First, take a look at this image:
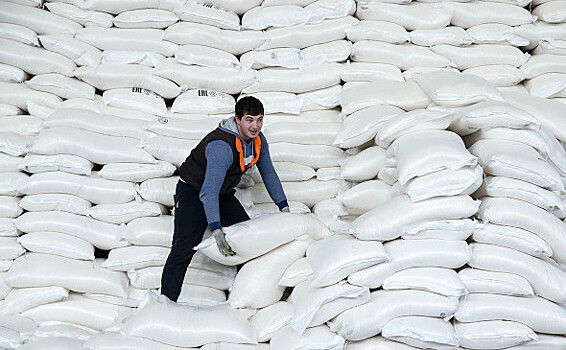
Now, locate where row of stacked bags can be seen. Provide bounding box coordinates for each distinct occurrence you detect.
[0,0,566,349]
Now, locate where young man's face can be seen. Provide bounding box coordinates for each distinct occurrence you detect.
[236,113,263,142]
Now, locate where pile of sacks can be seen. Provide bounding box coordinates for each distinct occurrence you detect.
[1,0,566,349]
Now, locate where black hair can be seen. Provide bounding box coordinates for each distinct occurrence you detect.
[235,96,264,119]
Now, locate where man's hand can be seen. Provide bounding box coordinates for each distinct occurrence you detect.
[281,206,290,212]
[213,229,236,256]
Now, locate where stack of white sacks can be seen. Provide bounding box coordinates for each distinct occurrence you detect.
[1,0,566,349]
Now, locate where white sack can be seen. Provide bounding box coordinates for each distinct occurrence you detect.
[341,62,404,83]
[375,107,453,148]
[0,172,29,196]
[263,121,342,146]
[164,22,265,56]
[328,289,458,341]
[382,267,468,297]
[503,91,566,143]
[269,143,343,169]
[244,179,341,208]
[229,239,311,309]
[19,171,136,204]
[121,292,257,348]
[388,129,477,185]
[410,27,473,47]
[338,180,392,215]
[172,89,235,115]
[0,38,75,76]
[153,59,255,95]
[23,293,132,331]
[350,195,479,241]
[381,316,458,350]
[102,246,170,271]
[98,161,176,182]
[74,64,181,99]
[0,2,82,35]
[39,34,101,67]
[348,239,470,288]
[174,3,239,31]
[532,1,566,23]
[260,17,359,51]
[5,253,128,298]
[449,101,540,136]
[141,136,198,167]
[351,41,453,70]
[242,63,343,94]
[89,201,167,224]
[137,176,177,207]
[0,82,62,111]
[470,139,563,191]
[177,284,226,307]
[467,23,530,47]
[32,127,155,165]
[26,73,95,100]
[334,105,402,148]
[401,219,476,241]
[355,2,453,30]
[455,293,566,334]
[402,164,483,201]
[0,132,32,157]
[289,281,370,334]
[345,20,409,44]
[278,257,313,287]
[270,325,345,350]
[18,193,91,216]
[455,320,537,350]
[0,196,21,218]
[15,211,127,250]
[463,65,526,87]
[124,215,173,247]
[469,243,566,304]
[18,231,95,260]
[432,44,529,70]
[306,234,389,287]
[339,81,430,115]
[524,72,566,98]
[472,222,552,258]
[75,27,176,56]
[176,44,240,70]
[142,115,221,140]
[474,176,564,218]
[412,70,504,107]
[113,9,178,29]
[101,50,166,67]
[0,218,18,237]
[340,146,386,182]
[0,237,24,260]
[44,2,113,28]
[83,332,191,350]
[0,115,42,136]
[440,2,535,28]
[458,268,534,296]
[197,213,329,265]
[0,286,68,315]
[102,88,167,117]
[0,22,38,46]
[250,301,294,342]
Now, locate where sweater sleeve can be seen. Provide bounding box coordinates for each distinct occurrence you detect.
[256,134,288,210]
[200,140,233,231]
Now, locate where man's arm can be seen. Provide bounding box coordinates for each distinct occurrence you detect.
[200,140,232,232]
[256,134,289,211]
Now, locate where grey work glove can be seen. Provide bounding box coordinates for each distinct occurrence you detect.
[281,206,290,212]
[213,229,236,257]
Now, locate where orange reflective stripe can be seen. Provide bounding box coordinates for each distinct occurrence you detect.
[252,136,261,167]
[235,137,246,172]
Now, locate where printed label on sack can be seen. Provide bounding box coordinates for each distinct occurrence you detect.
[132,87,162,99]
[157,117,169,124]
[197,89,230,99]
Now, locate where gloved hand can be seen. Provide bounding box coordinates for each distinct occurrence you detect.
[281,206,290,212]
[213,229,236,257]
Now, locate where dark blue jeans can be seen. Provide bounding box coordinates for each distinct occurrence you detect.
[160,180,249,302]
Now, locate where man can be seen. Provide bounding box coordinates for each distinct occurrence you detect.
[161,96,289,302]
